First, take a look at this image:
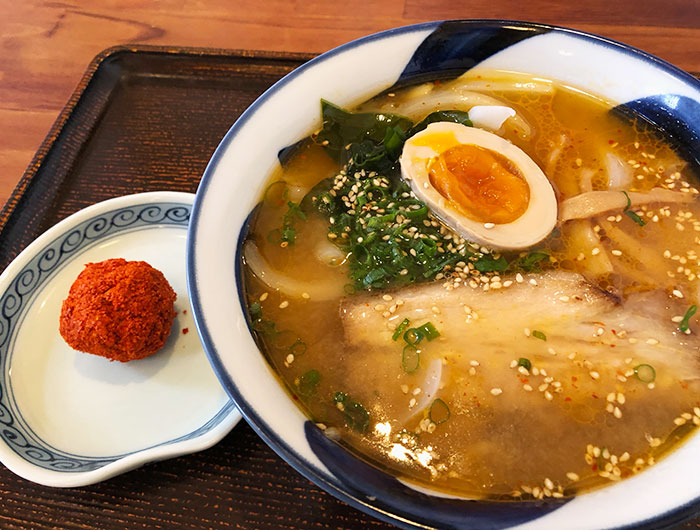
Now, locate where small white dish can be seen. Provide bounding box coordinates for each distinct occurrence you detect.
[0,191,240,487]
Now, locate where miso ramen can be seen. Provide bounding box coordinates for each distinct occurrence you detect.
[241,70,700,500]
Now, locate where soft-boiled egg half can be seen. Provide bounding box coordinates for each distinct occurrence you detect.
[400,121,557,250]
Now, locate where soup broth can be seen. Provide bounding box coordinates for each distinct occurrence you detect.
[242,70,700,500]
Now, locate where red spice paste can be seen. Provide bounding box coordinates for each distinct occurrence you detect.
[59,258,177,362]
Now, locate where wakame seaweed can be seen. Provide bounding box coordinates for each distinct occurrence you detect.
[305,100,551,291]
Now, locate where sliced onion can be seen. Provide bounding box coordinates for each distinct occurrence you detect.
[243,241,346,301]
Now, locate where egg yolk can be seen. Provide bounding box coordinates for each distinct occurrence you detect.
[428,144,530,224]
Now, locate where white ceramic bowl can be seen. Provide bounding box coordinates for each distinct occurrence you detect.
[0,192,240,487]
[188,21,700,529]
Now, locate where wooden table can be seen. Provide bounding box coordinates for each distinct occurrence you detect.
[1,2,699,529]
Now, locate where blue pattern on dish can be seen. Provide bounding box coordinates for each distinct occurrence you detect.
[0,202,233,472]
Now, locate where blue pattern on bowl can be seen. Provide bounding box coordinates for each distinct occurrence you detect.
[191,19,700,530]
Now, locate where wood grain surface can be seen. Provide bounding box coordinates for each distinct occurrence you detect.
[1,0,699,208]
[0,3,699,530]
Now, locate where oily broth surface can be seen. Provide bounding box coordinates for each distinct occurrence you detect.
[243,73,700,499]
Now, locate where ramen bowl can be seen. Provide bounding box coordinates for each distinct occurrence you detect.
[188,20,700,529]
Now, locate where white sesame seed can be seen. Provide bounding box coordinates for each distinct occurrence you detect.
[589,371,600,380]
[591,248,601,256]
[614,407,622,419]
[490,388,503,396]
[259,292,269,302]
[646,338,659,345]
[524,328,531,337]
[529,278,538,286]
[523,384,533,391]
[673,289,684,298]
[611,249,622,256]
[470,360,480,367]
[544,391,553,401]
[302,292,310,299]
[279,301,289,309]
[566,472,580,481]
[400,384,409,394]
[382,294,393,301]
[516,273,524,283]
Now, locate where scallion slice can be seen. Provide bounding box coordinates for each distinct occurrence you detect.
[402,344,420,373]
[517,357,532,371]
[622,191,646,226]
[417,322,440,341]
[289,339,307,356]
[404,328,425,346]
[344,401,370,432]
[429,398,450,425]
[298,369,321,396]
[679,305,697,333]
[392,318,410,341]
[634,364,656,383]
[532,330,547,341]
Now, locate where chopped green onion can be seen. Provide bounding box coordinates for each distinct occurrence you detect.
[344,401,370,432]
[298,369,321,395]
[402,344,420,373]
[404,328,425,346]
[343,283,357,295]
[249,301,263,323]
[532,330,547,341]
[679,305,697,333]
[263,180,288,205]
[392,318,410,341]
[416,322,440,341]
[517,357,532,371]
[289,339,307,356]
[622,191,646,226]
[273,330,297,349]
[333,391,348,403]
[429,398,450,425]
[633,364,656,383]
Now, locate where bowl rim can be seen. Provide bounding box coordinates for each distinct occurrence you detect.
[188,19,700,529]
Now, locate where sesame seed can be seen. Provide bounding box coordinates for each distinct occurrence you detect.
[409,398,417,408]
[490,388,503,396]
[544,391,553,401]
[591,248,601,256]
[544,478,554,490]
[614,407,622,419]
[523,384,533,391]
[559,295,570,302]
[286,353,295,364]
[302,292,310,299]
[524,328,531,337]
[566,472,580,481]
[611,249,622,256]
[374,304,386,311]
[589,371,600,380]
[279,301,289,309]
[516,273,524,283]
[470,360,480,367]
[382,294,393,301]
[529,278,538,286]
[672,289,684,298]
[646,338,659,345]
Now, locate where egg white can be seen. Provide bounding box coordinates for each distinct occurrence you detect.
[400,122,557,250]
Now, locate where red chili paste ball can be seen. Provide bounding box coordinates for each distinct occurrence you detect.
[59,259,177,362]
